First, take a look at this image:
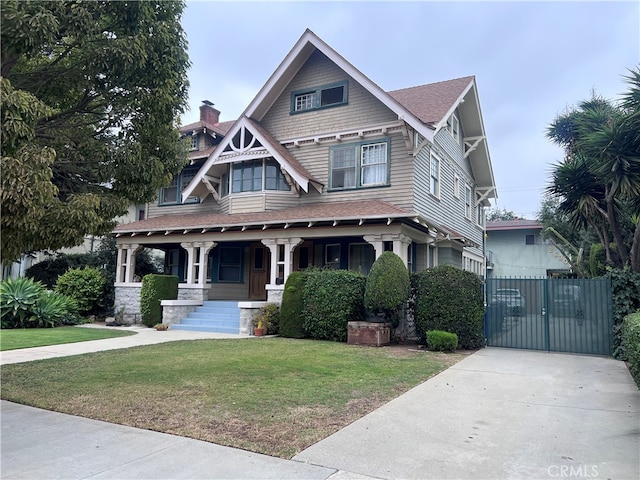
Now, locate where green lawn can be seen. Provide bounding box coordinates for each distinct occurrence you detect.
[0,338,464,458]
[0,326,136,351]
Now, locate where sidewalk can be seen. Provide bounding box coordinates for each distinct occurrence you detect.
[0,324,246,365]
[2,329,639,479]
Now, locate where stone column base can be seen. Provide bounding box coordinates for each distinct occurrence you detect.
[347,321,391,347]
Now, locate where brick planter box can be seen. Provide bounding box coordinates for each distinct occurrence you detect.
[347,321,391,347]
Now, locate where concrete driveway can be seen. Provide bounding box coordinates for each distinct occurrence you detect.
[294,348,640,479]
[2,344,639,479]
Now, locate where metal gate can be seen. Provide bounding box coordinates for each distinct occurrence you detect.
[485,278,613,355]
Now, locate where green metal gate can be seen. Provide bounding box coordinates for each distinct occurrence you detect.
[485,278,613,356]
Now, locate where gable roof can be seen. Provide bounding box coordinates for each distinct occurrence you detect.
[182,116,323,201]
[242,29,436,145]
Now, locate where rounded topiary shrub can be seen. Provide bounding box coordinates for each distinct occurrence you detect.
[302,269,366,342]
[55,267,106,316]
[279,271,307,338]
[426,330,458,352]
[140,274,178,327]
[414,265,484,349]
[364,251,410,325]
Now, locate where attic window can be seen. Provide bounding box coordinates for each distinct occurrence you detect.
[291,81,348,113]
[446,114,460,144]
[189,135,199,151]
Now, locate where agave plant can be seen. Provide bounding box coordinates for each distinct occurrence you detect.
[32,291,80,328]
[0,277,45,328]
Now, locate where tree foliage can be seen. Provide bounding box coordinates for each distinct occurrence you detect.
[486,208,519,222]
[1,1,190,262]
[546,68,640,272]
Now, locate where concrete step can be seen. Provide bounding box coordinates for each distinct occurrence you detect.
[171,324,240,334]
[171,300,240,334]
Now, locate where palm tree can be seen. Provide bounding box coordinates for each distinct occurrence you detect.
[546,68,640,272]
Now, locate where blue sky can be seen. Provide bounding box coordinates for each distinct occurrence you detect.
[181,1,639,219]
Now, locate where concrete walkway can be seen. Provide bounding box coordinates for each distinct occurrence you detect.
[1,328,639,479]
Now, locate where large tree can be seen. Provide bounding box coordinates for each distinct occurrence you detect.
[546,68,640,272]
[1,0,190,263]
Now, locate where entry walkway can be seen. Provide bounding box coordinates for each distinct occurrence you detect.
[2,334,639,479]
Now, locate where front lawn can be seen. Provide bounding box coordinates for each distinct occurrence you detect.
[0,326,136,351]
[1,338,464,458]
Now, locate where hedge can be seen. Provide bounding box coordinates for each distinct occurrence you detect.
[302,269,366,342]
[426,330,458,352]
[413,265,484,349]
[622,311,640,387]
[55,267,105,316]
[140,275,178,327]
[364,251,410,326]
[279,271,307,338]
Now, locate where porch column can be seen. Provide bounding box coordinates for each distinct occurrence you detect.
[117,243,141,283]
[391,233,412,268]
[283,237,303,282]
[261,239,279,285]
[363,235,384,259]
[181,242,196,284]
[196,241,217,284]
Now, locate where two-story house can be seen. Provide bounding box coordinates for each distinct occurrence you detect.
[112,29,497,330]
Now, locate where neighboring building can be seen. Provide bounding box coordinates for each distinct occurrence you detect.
[485,219,571,277]
[113,30,497,325]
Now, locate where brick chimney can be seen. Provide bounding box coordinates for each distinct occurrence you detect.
[199,100,220,125]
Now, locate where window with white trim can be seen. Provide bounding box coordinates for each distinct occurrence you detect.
[446,113,460,143]
[430,153,440,197]
[477,204,485,227]
[189,135,199,151]
[454,174,460,198]
[291,81,348,113]
[465,185,473,219]
[329,139,389,190]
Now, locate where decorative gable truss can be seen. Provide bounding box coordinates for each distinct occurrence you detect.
[182,116,323,203]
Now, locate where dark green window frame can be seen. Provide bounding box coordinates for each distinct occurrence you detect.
[221,158,290,196]
[328,138,390,191]
[290,81,348,114]
[159,166,200,206]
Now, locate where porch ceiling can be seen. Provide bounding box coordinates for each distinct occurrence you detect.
[114,200,438,238]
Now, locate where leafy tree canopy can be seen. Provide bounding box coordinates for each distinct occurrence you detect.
[1,0,190,263]
[486,207,519,222]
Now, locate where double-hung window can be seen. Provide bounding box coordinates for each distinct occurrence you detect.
[291,81,348,113]
[465,185,473,220]
[160,166,200,205]
[329,139,389,190]
[430,153,440,197]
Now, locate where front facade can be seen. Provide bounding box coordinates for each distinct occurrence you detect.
[485,220,571,277]
[113,30,497,322]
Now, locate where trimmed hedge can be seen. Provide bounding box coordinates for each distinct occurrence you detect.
[140,275,178,328]
[413,265,484,349]
[26,254,102,288]
[609,268,640,359]
[426,330,458,352]
[364,251,410,326]
[302,269,366,342]
[622,311,640,386]
[279,271,307,338]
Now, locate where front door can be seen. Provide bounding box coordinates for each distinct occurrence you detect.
[249,244,269,300]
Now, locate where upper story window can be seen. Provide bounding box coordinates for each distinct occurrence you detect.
[477,204,485,227]
[291,81,348,113]
[189,135,199,151]
[453,174,460,199]
[446,113,460,144]
[221,158,290,196]
[329,138,389,190]
[465,185,473,220]
[430,153,440,198]
[159,166,200,206]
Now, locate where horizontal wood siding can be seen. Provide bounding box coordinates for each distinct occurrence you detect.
[147,195,221,218]
[292,132,414,209]
[434,129,473,179]
[261,50,398,139]
[413,142,484,248]
[230,195,266,214]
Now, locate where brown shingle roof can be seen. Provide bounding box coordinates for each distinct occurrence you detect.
[486,219,541,231]
[114,200,411,234]
[180,120,235,137]
[387,76,474,125]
